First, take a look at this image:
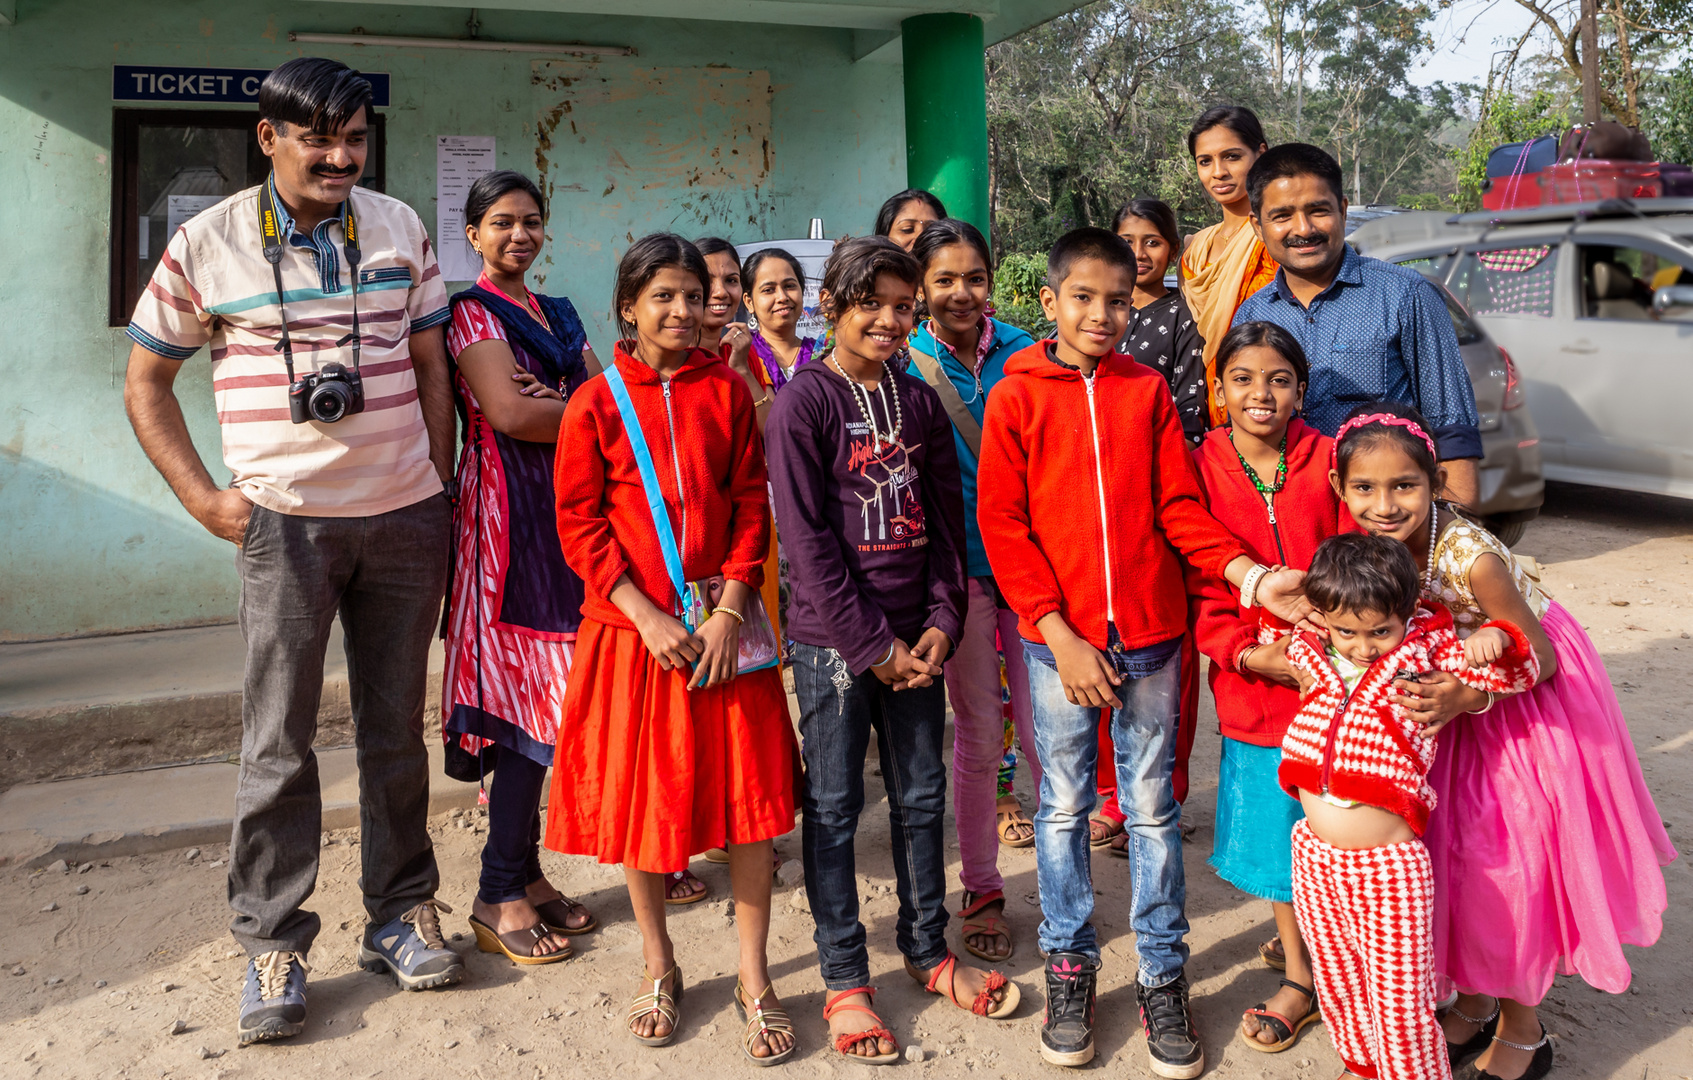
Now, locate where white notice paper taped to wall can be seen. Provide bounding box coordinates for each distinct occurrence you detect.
[166,194,223,237]
[437,136,497,282]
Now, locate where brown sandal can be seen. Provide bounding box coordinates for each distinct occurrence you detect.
[1089,813,1124,849]
[996,799,1035,849]
[1259,935,1287,971]
[533,896,597,936]
[957,890,1014,962]
[823,986,900,1066]
[906,951,1020,1019]
[663,869,709,905]
[1240,978,1321,1053]
[468,915,571,965]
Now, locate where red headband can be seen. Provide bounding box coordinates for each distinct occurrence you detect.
[1332,412,1437,468]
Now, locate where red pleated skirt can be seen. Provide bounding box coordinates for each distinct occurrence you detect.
[543,617,800,873]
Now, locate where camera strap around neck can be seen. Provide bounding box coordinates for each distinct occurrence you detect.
[259,177,362,384]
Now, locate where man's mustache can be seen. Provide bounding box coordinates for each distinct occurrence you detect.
[1285,232,1330,248]
[311,165,358,177]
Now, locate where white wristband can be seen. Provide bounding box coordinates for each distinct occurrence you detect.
[1240,564,1269,610]
[874,642,896,668]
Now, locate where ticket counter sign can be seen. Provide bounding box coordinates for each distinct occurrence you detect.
[114,66,391,106]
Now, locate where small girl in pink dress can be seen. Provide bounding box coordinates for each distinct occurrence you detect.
[1328,403,1675,1080]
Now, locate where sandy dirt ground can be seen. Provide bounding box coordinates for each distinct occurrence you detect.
[1,481,1688,1080]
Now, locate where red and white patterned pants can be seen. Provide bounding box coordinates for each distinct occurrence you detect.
[1291,820,1451,1080]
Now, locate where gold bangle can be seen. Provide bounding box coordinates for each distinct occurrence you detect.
[714,605,745,624]
[752,393,771,408]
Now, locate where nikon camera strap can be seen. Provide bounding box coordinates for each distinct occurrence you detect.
[258,178,363,383]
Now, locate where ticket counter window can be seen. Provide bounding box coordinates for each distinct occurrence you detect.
[109,110,383,326]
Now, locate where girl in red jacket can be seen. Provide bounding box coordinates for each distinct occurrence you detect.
[1188,321,1353,1055]
[545,234,800,1064]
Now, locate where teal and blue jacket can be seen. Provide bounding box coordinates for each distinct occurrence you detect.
[908,316,1036,579]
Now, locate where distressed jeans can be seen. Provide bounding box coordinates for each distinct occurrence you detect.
[943,577,1039,897]
[1025,638,1189,985]
[791,642,950,990]
[228,494,451,956]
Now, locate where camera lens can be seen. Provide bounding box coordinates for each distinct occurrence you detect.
[309,381,352,423]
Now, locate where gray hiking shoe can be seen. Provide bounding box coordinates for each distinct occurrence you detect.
[358,899,466,991]
[237,950,309,1045]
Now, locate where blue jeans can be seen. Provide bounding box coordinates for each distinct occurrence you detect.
[1025,637,1189,985]
[791,642,951,990]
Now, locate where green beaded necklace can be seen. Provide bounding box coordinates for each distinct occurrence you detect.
[1232,432,1288,495]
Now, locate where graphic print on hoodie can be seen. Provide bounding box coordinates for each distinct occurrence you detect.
[765,362,967,675]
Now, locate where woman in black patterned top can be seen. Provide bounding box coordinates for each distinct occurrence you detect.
[1114,199,1208,446]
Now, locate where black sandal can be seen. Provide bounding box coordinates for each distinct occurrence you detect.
[1446,997,1500,1068]
[1455,1024,1553,1080]
[1239,978,1321,1053]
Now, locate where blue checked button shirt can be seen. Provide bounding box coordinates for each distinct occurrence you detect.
[1233,245,1483,460]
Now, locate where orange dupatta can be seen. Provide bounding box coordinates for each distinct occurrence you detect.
[1181,222,1280,425]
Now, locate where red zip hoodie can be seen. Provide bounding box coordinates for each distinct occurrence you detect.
[977,342,1246,651]
[1188,420,1359,745]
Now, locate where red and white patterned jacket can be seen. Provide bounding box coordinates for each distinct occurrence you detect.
[1274,603,1539,835]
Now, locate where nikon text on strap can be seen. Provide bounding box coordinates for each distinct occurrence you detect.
[258,177,363,384]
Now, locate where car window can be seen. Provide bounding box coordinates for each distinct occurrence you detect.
[1394,252,1456,280]
[1448,245,1558,318]
[1409,267,1482,344]
[1577,242,1693,323]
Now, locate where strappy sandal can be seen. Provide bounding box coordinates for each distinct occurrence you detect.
[1259,935,1287,971]
[533,896,597,936]
[468,914,571,965]
[957,890,1014,962]
[823,986,900,1066]
[735,980,797,1067]
[1088,814,1123,850]
[996,799,1035,849]
[663,869,709,906]
[905,951,1020,1019]
[1239,978,1321,1053]
[627,964,684,1047]
[1445,996,1500,1068]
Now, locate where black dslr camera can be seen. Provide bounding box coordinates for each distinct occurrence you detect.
[289,363,365,424]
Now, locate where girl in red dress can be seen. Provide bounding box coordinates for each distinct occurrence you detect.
[546,234,800,1064]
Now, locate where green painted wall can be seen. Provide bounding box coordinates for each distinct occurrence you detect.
[0,0,907,640]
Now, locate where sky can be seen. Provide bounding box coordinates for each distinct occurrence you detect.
[1408,0,1545,88]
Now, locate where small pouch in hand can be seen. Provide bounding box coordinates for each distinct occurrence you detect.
[680,576,780,673]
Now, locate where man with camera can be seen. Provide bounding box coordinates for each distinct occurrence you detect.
[123,58,464,1045]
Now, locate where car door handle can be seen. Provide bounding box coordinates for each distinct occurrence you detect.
[1560,341,1599,354]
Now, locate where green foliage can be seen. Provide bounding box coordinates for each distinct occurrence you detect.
[1452,90,1568,212]
[1645,58,1693,166]
[991,252,1055,340]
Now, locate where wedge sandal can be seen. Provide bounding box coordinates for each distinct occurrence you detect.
[1259,935,1288,971]
[628,964,684,1047]
[532,896,597,936]
[468,915,571,965]
[957,889,1014,962]
[1240,978,1321,1053]
[735,980,797,1067]
[823,986,900,1066]
[906,951,1020,1019]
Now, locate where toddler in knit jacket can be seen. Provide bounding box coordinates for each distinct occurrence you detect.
[1271,533,1538,1080]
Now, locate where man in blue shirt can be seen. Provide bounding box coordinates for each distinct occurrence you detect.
[1233,143,1481,505]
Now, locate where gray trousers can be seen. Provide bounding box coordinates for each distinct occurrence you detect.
[228,493,451,956]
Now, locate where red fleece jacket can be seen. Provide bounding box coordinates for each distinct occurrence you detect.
[1188,420,1360,745]
[553,344,770,630]
[977,342,1247,651]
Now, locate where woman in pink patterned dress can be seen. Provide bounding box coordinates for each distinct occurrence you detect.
[442,171,602,964]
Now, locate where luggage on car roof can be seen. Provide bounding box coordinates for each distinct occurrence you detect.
[1483,136,1558,210]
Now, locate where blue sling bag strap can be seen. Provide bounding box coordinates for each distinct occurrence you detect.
[599,361,780,674]
[601,362,687,605]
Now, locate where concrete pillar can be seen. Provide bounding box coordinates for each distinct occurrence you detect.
[900,13,990,238]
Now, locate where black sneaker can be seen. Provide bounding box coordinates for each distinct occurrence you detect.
[1138,972,1204,1079]
[1041,951,1097,1066]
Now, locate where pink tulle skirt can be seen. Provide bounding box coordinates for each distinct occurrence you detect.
[1425,600,1677,1003]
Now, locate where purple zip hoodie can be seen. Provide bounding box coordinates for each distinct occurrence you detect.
[765,361,966,674]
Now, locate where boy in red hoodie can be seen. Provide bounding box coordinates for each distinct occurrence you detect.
[977,228,1308,1076]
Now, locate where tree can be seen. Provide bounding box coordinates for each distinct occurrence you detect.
[1503,0,1693,127]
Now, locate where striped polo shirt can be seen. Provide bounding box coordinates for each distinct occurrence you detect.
[128,179,451,517]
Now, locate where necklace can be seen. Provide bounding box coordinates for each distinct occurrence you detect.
[1232,432,1287,495]
[926,318,991,404]
[1422,507,1441,591]
[829,355,902,450]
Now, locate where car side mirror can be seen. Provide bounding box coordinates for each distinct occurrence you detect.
[1652,284,1693,316]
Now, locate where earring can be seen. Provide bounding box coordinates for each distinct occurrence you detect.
[746,313,759,333]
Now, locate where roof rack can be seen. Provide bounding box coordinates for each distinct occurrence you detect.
[1446,197,1693,227]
